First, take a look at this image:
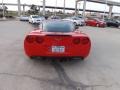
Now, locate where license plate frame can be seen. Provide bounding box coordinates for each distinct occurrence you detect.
[51,46,65,53]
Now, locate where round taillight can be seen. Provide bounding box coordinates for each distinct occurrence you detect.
[26,36,34,43]
[36,36,44,43]
[82,37,89,44]
[73,38,80,44]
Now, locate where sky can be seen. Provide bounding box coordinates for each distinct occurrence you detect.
[0,0,120,13]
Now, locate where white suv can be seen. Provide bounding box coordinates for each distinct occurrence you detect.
[29,15,45,24]
[63,17,84,26]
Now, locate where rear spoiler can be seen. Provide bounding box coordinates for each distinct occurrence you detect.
[45,34,72,37]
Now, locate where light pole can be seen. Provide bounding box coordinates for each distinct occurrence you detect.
[39,1,43,15]
[78,2,81,15]
[18,0,21,16]
[23,4,26,15]
[75,0,78,16]
[43,0,46,16]
[2,0,5,18]
[103,0,107,20]
[82,0,86,20]
[54,0,57,16]
[63,0,65,15]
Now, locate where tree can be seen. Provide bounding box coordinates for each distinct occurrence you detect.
[2,5,8,16]
[28,4,39,14]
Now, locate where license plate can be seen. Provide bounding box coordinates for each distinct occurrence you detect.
[52,46,65,53]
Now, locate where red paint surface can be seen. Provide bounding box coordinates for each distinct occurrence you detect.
[24,29,91,59]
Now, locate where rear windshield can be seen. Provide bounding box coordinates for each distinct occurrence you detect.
[51,16,61,19]
[32,16,39,18]
[43,21,74,32]
[72,17,80,20]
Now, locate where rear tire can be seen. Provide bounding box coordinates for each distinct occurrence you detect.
[96,24,99,27]
[73,22,77,26]
[118,26,120,28]
[86,23,89,26]
[81,57,84,60]
[28,21,31,23]
[29,56,36,59]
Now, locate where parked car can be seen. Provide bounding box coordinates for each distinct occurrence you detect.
[20,15,29,21]
[77,16,85,21]
[24,20,91,60]
[105,19,120,28]
[29,15,45,24]
[75,16,85,25]
[63,17,85,26]
[116,20,120,23]
[85,18,106,27]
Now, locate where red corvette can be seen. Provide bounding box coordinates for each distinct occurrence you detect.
[24,20,91,60]
[85,18,106,27]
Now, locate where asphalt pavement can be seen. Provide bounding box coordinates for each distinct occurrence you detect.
[0,21,120,90]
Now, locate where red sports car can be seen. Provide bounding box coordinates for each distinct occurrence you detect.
[24,20,91,60]
[85,18,106,27]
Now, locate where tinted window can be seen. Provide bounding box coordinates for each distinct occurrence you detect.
[72,17,79,20]
[78,16,83,18]
[43,21,74,32]
[50,16,61,19]
[32,16,39,18]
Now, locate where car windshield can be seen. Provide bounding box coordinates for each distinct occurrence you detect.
[32,16,39,18]
[78,16,83,19]
[95,18,103,21]
[116,20,120,23]
[43,21,74,32]
[51,16,61,19]
[72,17,80,20]
[39,17,45,19]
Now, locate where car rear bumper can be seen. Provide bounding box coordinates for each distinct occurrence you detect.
[76,22,85,26]
[24,34,91,59]
[24,44,91,58]
[33,21,42,24]
[32,56,84,60]
[99,23,106,27]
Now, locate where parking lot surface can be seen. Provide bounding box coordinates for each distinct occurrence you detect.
[0,21,120,90]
